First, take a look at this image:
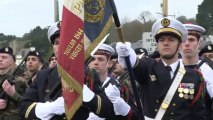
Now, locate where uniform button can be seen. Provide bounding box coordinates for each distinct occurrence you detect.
[155,109,158,112]
[170,112,174,115]
[156,100,159,103]
[170,119,173,120]
[172,103,176,106]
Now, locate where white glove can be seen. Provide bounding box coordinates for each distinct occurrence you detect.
[104,84,120,101]
[105,84,130,116]
[51,97,65,115]
[83,85,95,102]
[116,42,137,68]
[87,112,105,120]
[35,97,65,120]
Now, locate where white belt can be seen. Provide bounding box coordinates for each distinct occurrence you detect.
[145,116,154,120]
[155,64,186,120]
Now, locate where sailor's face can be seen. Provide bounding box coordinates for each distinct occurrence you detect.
[181,35,199,58]
[89,55,109,74]
[53,37,60,58]
[157,35,180,59]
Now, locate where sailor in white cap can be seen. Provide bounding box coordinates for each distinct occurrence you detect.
[181,23,205,67]
[88,44,116,84]
[48,21,60,45]
[87,44,139,119]
[181,23,213,119]
[116,17,207,119]
[88,44,116,88]
[47,21,61,57]
[181,23,205,63]
[87,44,116,119]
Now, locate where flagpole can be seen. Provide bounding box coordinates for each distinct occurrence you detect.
[109,0,144,120]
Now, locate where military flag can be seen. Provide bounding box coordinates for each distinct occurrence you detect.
[57,0,112,119]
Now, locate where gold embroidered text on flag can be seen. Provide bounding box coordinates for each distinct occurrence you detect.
[58,0,112,119]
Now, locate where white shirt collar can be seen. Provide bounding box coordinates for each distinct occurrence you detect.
[162,59,179,77]
[102,77,110,87]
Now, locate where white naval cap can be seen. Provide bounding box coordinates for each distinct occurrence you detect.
[47,21,61,44]
[152,17,188,42]
[94,44,115,58]
[184,23,205,36]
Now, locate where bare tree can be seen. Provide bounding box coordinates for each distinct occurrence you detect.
[138,11,154,23]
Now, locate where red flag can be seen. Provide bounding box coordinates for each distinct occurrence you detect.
[58,0,112,119]
[58,0,84,119]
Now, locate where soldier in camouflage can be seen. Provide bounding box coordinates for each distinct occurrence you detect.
[0,46,27,120]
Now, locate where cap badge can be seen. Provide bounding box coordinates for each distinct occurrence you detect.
[149,75,157,81]
[5,47,9,52]
[36,52,39,56]
[208,45,212,50]
[140,49,144,53]
[161,18,170,27]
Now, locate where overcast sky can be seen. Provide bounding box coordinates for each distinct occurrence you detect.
[0,0,203,37]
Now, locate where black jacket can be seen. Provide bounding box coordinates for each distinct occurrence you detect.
[134,58,207,120]
[18,67,118,120]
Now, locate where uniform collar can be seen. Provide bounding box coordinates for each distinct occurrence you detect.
[101,77,110,87]
[162,59,179,73]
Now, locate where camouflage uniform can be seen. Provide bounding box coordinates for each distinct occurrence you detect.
[21,71,38,87]
[0,69,28,120]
